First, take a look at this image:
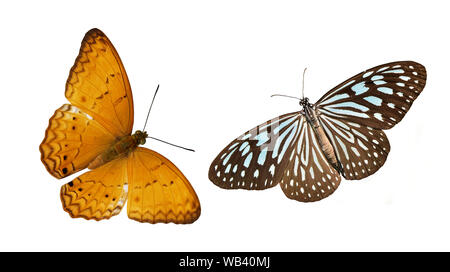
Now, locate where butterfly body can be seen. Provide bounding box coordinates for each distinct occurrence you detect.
[88,130,148,169]
[301,99,341,173]
[40,29,200,223]
[209,61,426,202]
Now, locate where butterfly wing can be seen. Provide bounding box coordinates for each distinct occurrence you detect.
[65,28,134,137]
[60,155,129,220]
[209,112,303,190]
[61,147,200,223]
[280,117,341,201]
[315,61,426,179]
[316,61,426,130]
[40,29,134,178]
[318,115,390,180]
[127,147,201,224]
[40,104,117,178]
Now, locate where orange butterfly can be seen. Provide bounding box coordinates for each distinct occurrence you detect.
[39,28,201,224]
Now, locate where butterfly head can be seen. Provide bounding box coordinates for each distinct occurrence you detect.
[299,97,312,108]
[133,130,148,145]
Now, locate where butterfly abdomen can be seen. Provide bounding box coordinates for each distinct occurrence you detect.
[304,105,341,172]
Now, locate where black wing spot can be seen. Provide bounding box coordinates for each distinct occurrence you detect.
[68,181,74,187]
[63,155,67,160]
[62,168,68,174]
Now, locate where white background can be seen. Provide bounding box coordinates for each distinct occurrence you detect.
[0,0,448,251]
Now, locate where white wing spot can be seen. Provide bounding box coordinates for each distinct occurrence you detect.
[269,164,275,176]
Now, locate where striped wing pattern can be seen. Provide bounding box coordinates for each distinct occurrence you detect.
[318,114,390,180]
[280,117,341,201]
[315,61,426,180]
[210,112,342,202]
[209,112,302,190]
[316,61,426,130]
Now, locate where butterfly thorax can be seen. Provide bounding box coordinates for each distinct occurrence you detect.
[301,98,342,173]
[299,97,312,108]
[88,130,148,169]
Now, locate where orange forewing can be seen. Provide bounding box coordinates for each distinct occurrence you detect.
[65,28,134,137]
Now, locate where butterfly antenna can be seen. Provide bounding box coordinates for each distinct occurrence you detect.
[147,136,195,152]
[270,94,301,100]
[142,84,160,131]
[302,67,307,99]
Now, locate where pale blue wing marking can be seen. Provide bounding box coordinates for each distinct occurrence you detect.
[363,71,374,78]
[323,108,370,118]
[363,96,383,106]
[274,116,298,134]
[257,147,268,165]
[351,82,369,95]
[326,102,369,112]
[382,69,404,74]
[244,152,253,168]
[320,93,350,105]
[272,121,297,158]
[377,87,393,94]
[255,131,269,146]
